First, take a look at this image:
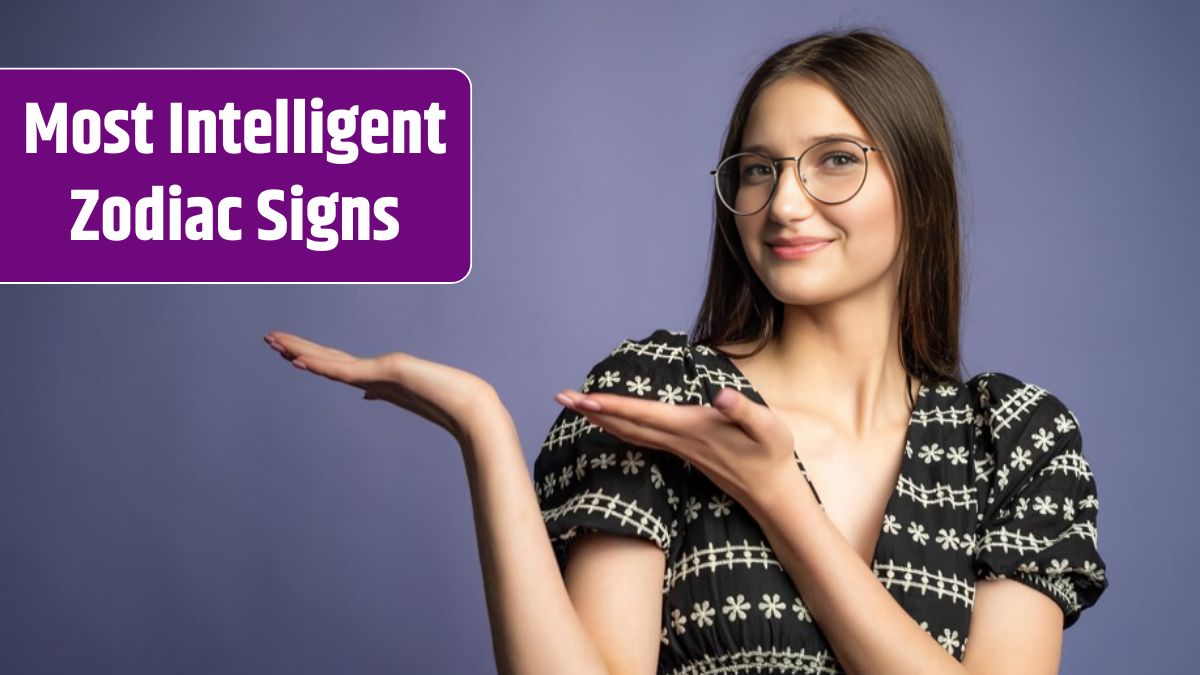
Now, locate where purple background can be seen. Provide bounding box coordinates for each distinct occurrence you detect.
[1,1,1192,673]
[0,69,470,282]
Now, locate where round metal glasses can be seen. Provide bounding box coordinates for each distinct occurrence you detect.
[709,139,881,215]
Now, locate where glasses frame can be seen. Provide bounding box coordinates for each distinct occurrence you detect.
[709,139,881,215]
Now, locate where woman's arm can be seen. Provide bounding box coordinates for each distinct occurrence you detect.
[744,473,1062,675]
[459,389,655,675]
[262,332,641,675]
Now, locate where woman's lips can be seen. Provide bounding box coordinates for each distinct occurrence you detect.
[768,240,833,259]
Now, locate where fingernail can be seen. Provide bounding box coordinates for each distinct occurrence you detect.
[292,360,308,370]
[578,398,602,411]
[714,388,736,411]
[554,393,573,407]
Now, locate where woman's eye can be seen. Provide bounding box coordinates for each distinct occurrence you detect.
[821,152,860,168]
[741,164,772,178]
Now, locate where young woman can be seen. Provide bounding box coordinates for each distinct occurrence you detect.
[264,28,1108,675]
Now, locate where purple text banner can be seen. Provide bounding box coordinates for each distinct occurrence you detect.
[0,69,471,283]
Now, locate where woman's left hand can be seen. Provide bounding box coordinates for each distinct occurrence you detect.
[554,387,801,513]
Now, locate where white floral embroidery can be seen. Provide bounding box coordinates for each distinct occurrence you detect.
[650,464,664,488]
[935,383,958,397]
[996,464,1011,490]
[907,521,930,545]
[935,528,960,551]
[722,594,750,622]
[1053,412,1077,434]
[597,369,621,388]
[1015,496,1030,519]
[882,514,902,535]
[1032,495,1058,516]
[1010,446,1033,471]
[1031,427,1055,452]
[961,532,977,556]
[759,593,785,619]
[620,450,644,475]
[684,496,702,523]
[670,607,687,634]
[937,628,961,653]
[657,383,684,405]
[627,375,652,396]
[791,597,812,622]
[709,493,733,518]
[946,446,969,465]
[918,443,945,464]
[691,600,716,628]
[591,452,616,470]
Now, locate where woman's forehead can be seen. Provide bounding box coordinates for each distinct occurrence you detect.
[743,78,870,150]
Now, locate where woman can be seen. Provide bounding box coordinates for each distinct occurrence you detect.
[264,28,1108,675]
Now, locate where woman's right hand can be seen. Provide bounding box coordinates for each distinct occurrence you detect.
[263,330,499,447]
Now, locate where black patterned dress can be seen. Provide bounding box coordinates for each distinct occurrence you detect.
[534,328,1109,674]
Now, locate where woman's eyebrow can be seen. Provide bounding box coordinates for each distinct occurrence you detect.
[740,133,871,153]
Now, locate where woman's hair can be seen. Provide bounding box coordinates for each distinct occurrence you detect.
[689,26,965,386]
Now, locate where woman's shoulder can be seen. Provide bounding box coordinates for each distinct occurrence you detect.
[964,370,1107,627]
[577,327,693,396]
[964,370,1088,502]
[536,329,695,572]
[589,327,690,358]
[963,370,1080,444]
[620,327,692,353]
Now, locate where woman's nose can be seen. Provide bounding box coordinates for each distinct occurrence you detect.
[768,161,817,219]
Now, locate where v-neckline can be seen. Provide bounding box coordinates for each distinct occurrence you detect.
[710,348,928,569]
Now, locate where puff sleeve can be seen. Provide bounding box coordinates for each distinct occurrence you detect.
[533,330,691,578]
[971,373,1109,628]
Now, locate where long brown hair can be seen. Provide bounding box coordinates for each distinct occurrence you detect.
[689,27,965,386]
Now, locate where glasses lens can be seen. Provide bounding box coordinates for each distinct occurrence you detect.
[801,140,868,204]
[715,152,775,215]
[714,141,870,213]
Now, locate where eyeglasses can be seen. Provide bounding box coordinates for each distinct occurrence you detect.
[709,139,881,215]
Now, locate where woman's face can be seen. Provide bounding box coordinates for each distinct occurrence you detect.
[733,76,904,308]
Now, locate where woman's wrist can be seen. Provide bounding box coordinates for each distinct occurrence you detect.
[457,386,517,461]
[743,462,812,521]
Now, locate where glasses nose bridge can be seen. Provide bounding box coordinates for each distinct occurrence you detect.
[771,154,808,196]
